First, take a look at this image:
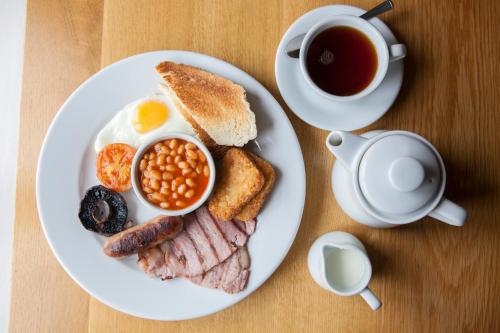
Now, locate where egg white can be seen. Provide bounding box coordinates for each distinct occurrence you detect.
[94,90,194,152]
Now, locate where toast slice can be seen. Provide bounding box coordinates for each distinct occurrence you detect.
[235,153,276,221]
[208,148,264,221]
[156,62,257,148]
[160,83,223,150]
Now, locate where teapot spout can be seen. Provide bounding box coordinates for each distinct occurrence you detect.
[326,131,368,170]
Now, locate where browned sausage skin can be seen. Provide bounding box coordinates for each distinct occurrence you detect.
[103,216,183,258]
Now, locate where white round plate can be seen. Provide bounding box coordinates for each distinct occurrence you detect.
[36,51,305,320]
[275,5,404,131]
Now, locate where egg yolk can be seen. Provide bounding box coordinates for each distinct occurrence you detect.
[132,101,169,133]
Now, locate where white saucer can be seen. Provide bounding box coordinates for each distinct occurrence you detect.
[275,5,404,131]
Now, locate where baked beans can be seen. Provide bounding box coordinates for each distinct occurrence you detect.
[138,138,210,210]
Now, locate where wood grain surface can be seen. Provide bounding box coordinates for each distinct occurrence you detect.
[9,0,500,332]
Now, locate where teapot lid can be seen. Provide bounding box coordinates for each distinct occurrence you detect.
[356,132,444,222]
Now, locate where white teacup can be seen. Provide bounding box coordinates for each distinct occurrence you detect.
[298,15,406,102]
[308,231,382,310]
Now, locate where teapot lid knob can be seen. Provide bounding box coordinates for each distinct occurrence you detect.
[388,157,425,192]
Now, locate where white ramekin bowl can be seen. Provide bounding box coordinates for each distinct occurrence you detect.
[131,132,216,216]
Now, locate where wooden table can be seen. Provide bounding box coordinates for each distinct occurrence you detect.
[9,0,500,331]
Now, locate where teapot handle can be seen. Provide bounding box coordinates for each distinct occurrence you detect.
[428,198,467,227]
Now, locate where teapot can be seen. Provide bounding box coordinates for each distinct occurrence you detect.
[326,130,467,228]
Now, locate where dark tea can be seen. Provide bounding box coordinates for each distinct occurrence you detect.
[306,26,378,96]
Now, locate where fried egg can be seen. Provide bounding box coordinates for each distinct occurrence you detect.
[94,90,194,152]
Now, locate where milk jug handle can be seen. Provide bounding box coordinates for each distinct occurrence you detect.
[360,287,382,311]
[428,198,467,227]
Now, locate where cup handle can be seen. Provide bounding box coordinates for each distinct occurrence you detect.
[389,44,407,62]
[428,198,467,227]
[360,287,382,310]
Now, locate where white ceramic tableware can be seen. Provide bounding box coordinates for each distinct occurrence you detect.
[275,4,405,131]
[327,130,467,228]
[36,51,306,320]
[130,132,216,216]
[308,231,381,310]
[298,15,406,102]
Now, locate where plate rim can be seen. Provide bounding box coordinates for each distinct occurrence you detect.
[36,50,306,320]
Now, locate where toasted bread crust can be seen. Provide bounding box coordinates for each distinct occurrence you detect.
[208,148,264,220]
[209,145,230,159]
[172,91,216,144]
[235,153,276,221]
[159,83,227,157]
[156,62,257,147]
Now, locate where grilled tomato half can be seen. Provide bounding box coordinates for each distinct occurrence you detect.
[96,143,136,192]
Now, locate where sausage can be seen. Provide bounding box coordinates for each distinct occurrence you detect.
[103,215,183,258]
